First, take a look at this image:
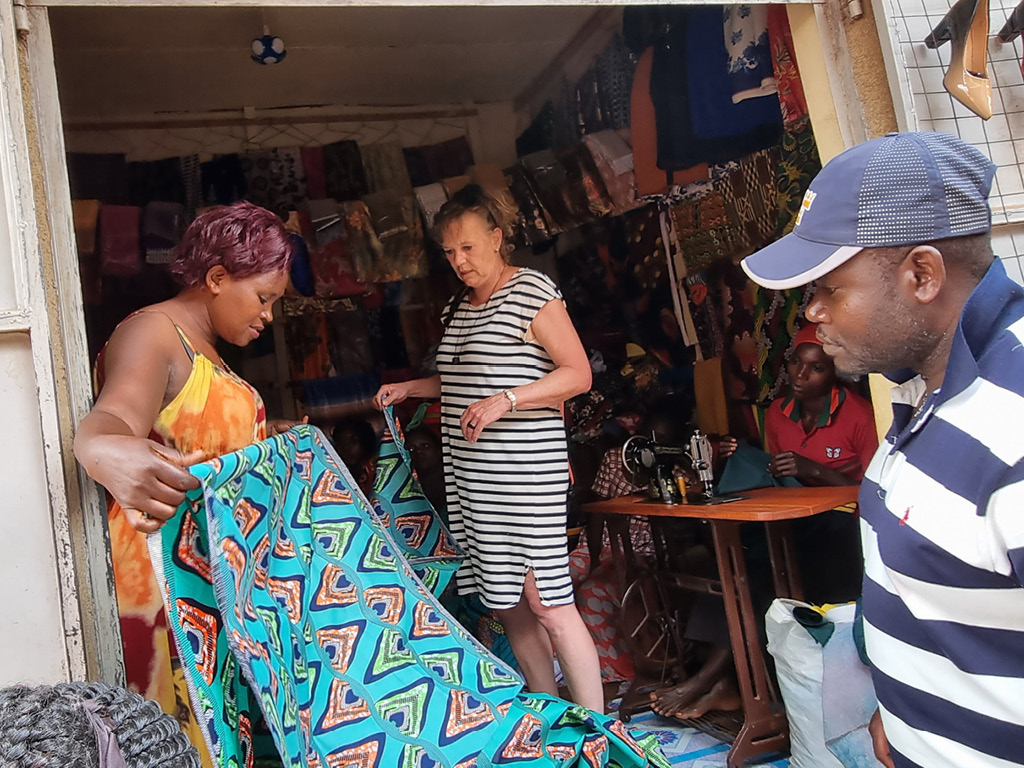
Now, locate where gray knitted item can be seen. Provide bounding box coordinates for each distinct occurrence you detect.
[0,682,200,768]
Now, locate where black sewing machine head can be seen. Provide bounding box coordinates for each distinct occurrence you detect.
[622,430,716,505]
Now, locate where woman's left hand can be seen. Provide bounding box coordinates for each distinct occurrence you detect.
[267,416,308,437]
[461,393,511,442]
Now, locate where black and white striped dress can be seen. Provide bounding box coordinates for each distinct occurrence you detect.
[437,268,574,609]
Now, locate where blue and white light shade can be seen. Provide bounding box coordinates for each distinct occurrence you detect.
[251,30,286,65]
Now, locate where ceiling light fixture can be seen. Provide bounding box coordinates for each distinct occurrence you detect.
[251,24,286,65]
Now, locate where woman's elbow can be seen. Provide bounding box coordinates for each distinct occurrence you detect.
[573,366,592,397]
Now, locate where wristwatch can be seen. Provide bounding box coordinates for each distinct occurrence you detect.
[503,389,518,412]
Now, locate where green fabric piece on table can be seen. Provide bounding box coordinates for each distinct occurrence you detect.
[715,443,802,495]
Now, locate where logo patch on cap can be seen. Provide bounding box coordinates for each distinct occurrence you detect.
[795,190,817,227]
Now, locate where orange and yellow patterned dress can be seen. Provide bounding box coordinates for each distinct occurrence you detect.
[96,315,266,766]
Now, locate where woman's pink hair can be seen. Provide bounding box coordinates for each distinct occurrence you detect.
[170,201,294,288]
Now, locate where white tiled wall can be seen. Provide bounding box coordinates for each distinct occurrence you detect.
[993,224,1024,285]
[883,0,1024,224]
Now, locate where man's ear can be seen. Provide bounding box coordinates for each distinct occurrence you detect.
[205,265,229,295]
[900,245,945,304]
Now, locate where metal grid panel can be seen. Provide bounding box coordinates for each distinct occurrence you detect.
[886,0,1024,224]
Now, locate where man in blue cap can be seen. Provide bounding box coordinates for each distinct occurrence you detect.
[742,131,1024,768]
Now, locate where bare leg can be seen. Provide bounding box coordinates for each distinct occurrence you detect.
[650,647,732,717]
[498,597,559,697]
[498,572,604,711]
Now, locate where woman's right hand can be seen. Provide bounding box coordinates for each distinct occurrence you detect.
[373,381,413,411]
[90,435,204,533]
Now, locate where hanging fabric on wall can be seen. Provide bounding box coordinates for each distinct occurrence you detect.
[402,136,475,187]
[685,270,725,361]
[341,200,386,279]
[753,283,809,404]
[776,117,821,235]
[622,205,666,297]
[179,155,202,222]
[283,311,334,383]
[67,152,129,204]
[359,193,428,283]
[241,147,308,218]
[200,154,247,206]
[310,238,366,299]
[240,150,275,210]
[431,136,476,179]
[73,200,102,305]
[142,202,184,265]
[305,199,345,246]
[552,79,581,149]
[718,146,780,254]
[520,150,591,233]
[363,191,409,239]
[650,6,782,172]
[629,46,710,198]
[515,102,556,157]
[658,206,697,349]
[127,157,185,207]
[724,5,778,103]
[323,139,369,201]
[301,145,327,200]
[768,5,810,127]
[576,69,606,137]
[718,260,760,402]
[504,165,553,246]
[413,183,449,230]
[595,34,635,131]
[561,144,613,219]
[582,130,642,216]
[272,146,308,214]
[297,204,365,298]
[98,205,141,277]
[467,163,517,219]
[630,46,666,198]
[327,309,376,374]
[360,140,414,193]
[670,192,740,273]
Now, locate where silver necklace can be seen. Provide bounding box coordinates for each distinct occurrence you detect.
[451,267,511,365]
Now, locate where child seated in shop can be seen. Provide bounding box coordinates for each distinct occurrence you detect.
[648,323,877,723]
[404,425,447,524]
[330,416,379,496]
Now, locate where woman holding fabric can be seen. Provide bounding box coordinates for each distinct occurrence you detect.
[372,185,602,710]
[74,201,297,763]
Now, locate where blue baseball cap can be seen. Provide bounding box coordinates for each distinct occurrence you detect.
[741,131,996,290]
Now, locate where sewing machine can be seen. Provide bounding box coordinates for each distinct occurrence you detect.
[621,430,740,505]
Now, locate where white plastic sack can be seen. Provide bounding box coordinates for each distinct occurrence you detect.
[766,599,880,768]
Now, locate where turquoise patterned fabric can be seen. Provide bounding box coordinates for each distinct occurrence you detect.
[152,417,669,768]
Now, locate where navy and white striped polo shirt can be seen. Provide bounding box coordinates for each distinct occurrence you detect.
[860,259,1024,768]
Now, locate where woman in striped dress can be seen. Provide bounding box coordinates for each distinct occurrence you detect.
[373,185,602,710]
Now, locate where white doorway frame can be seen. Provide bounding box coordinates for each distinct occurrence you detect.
[16,0,848,683]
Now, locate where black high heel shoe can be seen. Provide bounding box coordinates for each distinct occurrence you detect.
[925,0,992,119]
[998,0,1024,42]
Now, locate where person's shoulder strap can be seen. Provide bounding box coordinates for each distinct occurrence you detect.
[135,310,196,362]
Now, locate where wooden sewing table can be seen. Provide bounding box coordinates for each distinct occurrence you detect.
[582,486,858,768]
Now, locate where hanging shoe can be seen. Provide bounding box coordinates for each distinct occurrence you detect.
[998,0,1024,42]
[925,0,993,120]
